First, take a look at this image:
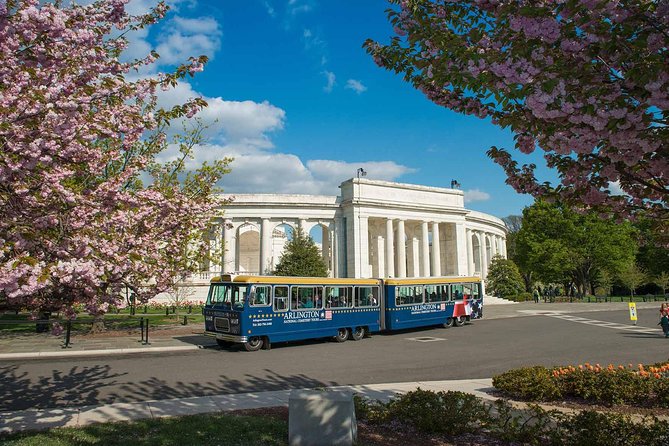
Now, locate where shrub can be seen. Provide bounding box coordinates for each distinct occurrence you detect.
[385,389,488,435]
[495,362,669,408]
[518,292,534,301]
[356,389,488,436]
[549,411,669,446]
[493,366,563,400]
[353,394,388,424]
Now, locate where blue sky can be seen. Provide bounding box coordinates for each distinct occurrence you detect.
[130,0,539,218]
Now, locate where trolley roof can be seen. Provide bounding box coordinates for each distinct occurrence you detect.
[383,276,481,285]
[210,275,382,285]
[210,275,479,286]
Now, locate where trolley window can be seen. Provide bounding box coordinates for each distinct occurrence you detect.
[273,286,289,312]
[250,285,271,306]
[207,284,246,310]
[452,284,465,301]
[356,286,379,307]
[396,286,424,305]
[325,286,353,308]
[463,283,479,300]
[291,286,322,310]
[425,284,449,303]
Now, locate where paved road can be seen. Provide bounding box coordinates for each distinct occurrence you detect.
[1,305,666,412]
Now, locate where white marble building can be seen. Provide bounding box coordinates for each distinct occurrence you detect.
[202,178,507,280]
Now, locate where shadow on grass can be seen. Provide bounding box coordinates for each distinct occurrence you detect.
[2,410,289,446]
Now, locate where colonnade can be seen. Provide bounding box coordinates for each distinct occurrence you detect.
[202,216,506,279]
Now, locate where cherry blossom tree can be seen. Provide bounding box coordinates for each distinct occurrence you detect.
[0,0,230,327]
[365,0,668,232]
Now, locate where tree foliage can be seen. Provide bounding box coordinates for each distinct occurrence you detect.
[618,263,647,297]
[365,0,668,234]
[0,0,230,323]
[273,229,328,277]
[515,200,637,295]
[485,255,524,298]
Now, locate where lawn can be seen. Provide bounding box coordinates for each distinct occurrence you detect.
[0,412,288,446]
[0,309,204,334]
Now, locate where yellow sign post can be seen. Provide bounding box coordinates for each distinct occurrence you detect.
[628,302,637,326]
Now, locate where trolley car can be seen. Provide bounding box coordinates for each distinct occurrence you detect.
[203,274,482,351]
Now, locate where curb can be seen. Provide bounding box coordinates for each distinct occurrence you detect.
[0,345,202,360]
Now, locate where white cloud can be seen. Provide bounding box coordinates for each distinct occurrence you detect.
[307,160,415,182]
[323,71,336,93]
[155,16,222,65]
[157,81,286,150]
[345,79,367,94]
[263,1,276,17]
[608,181,626,196]
[464,189,491,203]
[217,153,414,195]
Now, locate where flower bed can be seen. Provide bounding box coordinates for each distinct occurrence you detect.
[493,362,669,407]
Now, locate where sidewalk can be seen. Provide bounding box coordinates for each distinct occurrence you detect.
[0,378,496,434]
[0,301,661,360]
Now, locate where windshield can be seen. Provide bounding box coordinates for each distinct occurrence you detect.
[206,284,247,310]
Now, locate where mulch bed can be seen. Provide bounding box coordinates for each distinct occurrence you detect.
[489,389,669,417]
[232,407,510,446]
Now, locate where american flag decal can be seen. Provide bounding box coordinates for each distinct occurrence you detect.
[453,296,473,318]
[440,303,446,311]
[325,310,332,320]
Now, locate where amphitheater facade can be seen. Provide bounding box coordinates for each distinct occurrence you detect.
[201,178,507,282]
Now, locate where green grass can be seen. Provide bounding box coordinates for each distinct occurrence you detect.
[0,412,288,446]
[0,312,204,333]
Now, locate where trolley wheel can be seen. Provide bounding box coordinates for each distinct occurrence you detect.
[216,339,229,348]
[351,326,366,341]
[443,318,455,328]
[454,316,467,327]
[334,328,349,343]
[244,336,264,352]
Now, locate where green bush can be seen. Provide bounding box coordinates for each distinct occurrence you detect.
[357,389,669,445]
[493,366,563,400]
[495,362,669,408]
[549,410,669,446]
[357,389,488,436]
[518,292,534,301]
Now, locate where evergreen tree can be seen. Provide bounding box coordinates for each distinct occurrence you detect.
[273,229,328,277]
[486,255,524,299]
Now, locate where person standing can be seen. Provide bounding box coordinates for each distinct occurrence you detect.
[533,288,540,303]
[659,312,669,338]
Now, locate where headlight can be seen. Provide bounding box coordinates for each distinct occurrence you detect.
[230,319,239,324]
[205,316,213,321]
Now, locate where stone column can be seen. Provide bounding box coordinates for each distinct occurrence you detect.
[408,237,420,277]
[481,232,489,279]
[208,222,222,273]
[259,219,271,275]
[376,235,386,277]
[431,222,442,276]
[222,218,234,273]
[335,217,346,277]
[466,229,475,276]
[385,218,395,277]
[421,221,430,277]
[298,219,307,234]
[501,235,507,258]
[322,225,330,272]
[455,223,468,276]
[357,215,370,278]
[396,219,406,278]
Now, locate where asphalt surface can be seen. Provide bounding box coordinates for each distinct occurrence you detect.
[1,306,666,412]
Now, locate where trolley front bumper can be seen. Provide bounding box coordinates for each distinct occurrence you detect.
[205,331,248,343]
